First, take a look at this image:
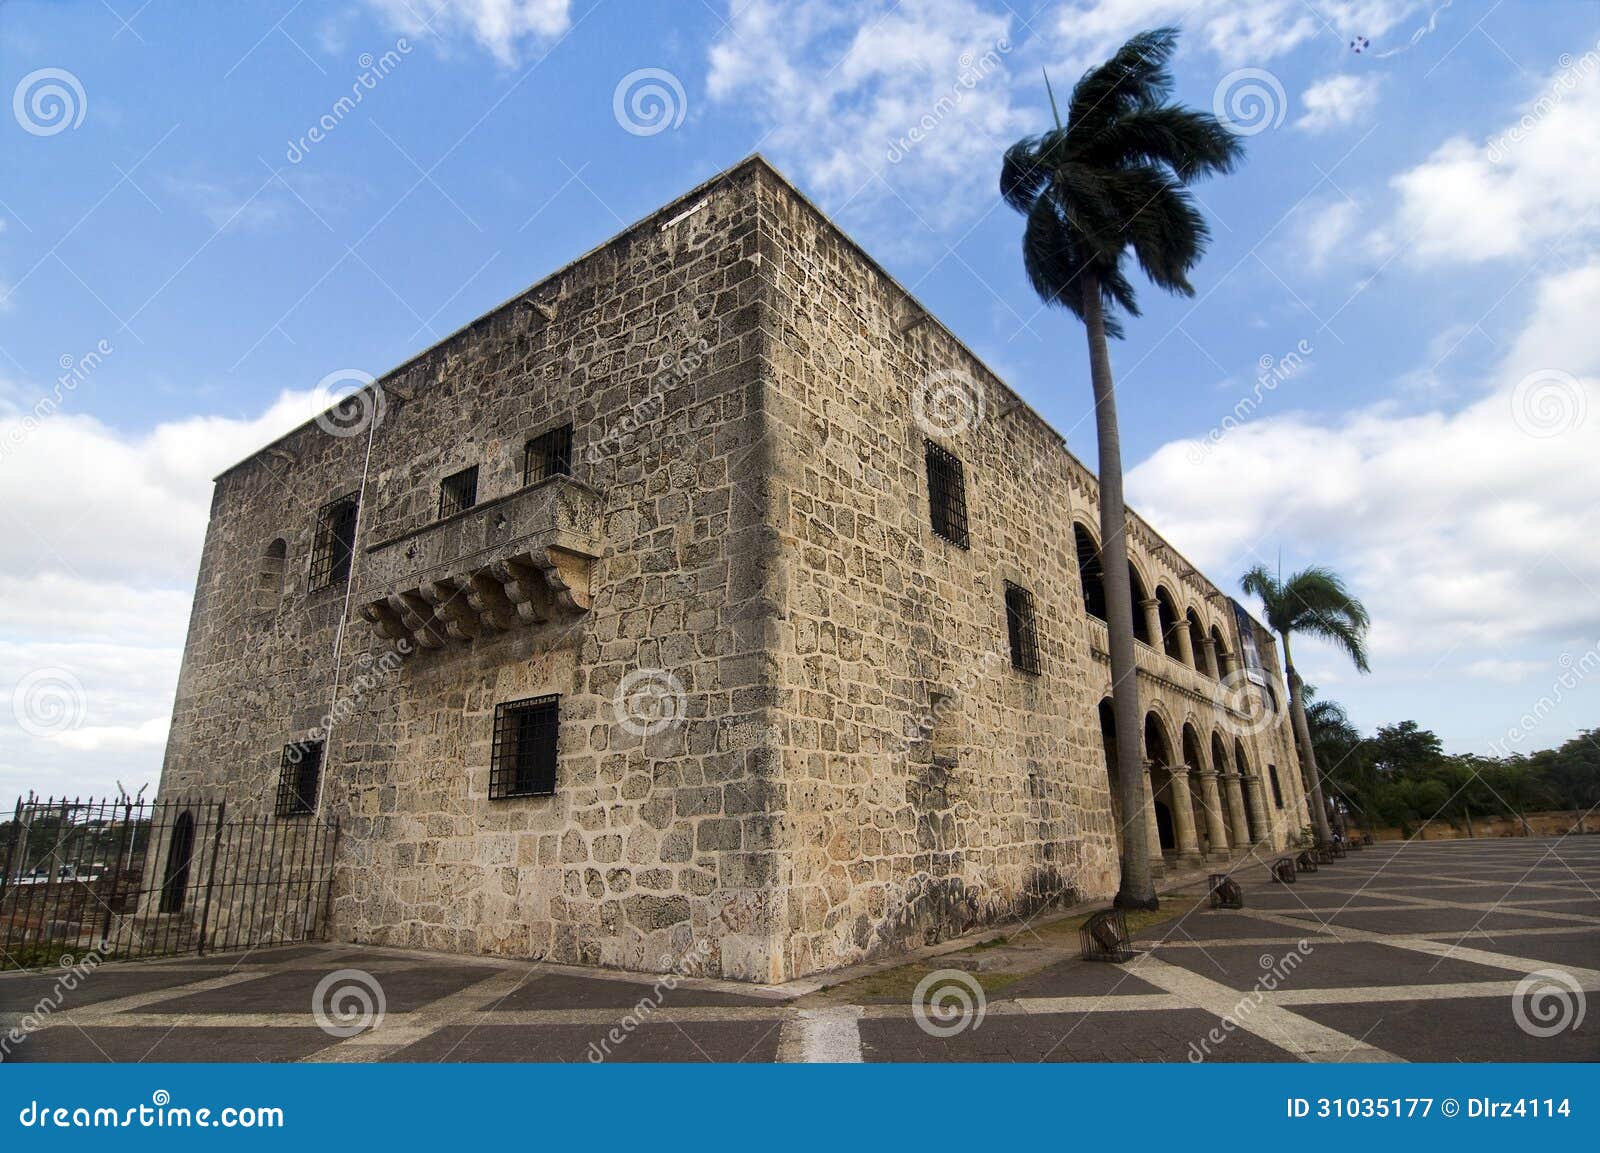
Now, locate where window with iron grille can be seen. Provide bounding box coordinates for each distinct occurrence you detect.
[308,492,359,590]
[523,424,573,486]
[924,440,969,548]
[438,465,479,519]
[1004,582,1041,674]
[275,741,323,817]
[490,694,560,799]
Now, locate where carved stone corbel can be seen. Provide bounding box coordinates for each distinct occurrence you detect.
[488,557,553,625]
[388,591,446,649]
[537,545,593,612]
[422,578,482,642]
[466,571,518,632]
[360,600,411,644]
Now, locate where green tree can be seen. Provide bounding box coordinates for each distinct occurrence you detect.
[1241,564,1371,845]
[1001,27,1242,908]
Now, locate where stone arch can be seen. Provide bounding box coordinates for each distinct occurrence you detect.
[1098,698,1121,845]
[255,538,288,610]
[1074,522,1107,621]
[1181,722,1212,853]
[160,809,196,914]
[1154,585,1183,660]
[1213,730,1251,846]
[1186,608,1211,675]
[1143,712,1176,852]
[1234,740,1265,840]
[1127,559,1153,645]
[1209,624,1232,678]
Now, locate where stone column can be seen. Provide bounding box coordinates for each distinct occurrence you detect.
[1176,622,1197,669]
[1216,648,1235,679]
[1198,769,1230,855]
[1142,762,1164,869]
[1140,599,1162,649]
[1167,766,1202,862]
[1223,773,1252,848]
[1243,775,1271,844]
[1199,637,1219,679]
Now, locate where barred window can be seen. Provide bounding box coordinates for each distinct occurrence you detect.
[438,465,479,519]
[276,741,323,817]
[309,492,359,590]
[490,694,560,799]
[924,440,969,548]
[1004,582,1041,674]
[523,424,572,485]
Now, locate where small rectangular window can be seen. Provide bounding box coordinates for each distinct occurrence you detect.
[523,424,573,486]
[309,492,359,590]
[924,440,969,548]
[438,465,479,519]
[276,741,323,817]
[490,694,560,799]
[1004,582,1040,674]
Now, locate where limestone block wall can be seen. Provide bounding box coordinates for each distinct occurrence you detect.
[158,163,786,980]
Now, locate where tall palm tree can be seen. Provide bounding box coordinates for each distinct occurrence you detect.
[1240,564,1371,846]
[1001,28,1242,909]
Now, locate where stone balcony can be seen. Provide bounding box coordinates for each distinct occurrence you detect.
[355,476,604,651]
[1084,616,1255,721]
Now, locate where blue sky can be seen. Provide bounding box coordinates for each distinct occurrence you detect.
[2,0,1597,799]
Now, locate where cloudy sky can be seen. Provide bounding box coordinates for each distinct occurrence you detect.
[2,0,1596,800]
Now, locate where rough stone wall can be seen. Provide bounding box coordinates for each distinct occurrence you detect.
[751,164,1306,979]
[159,163,785,981]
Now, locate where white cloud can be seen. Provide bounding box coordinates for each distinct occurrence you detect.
[1296,74,1379,133]
[1127,258,1600,748]
[0,390,322,799]
[1391,55,1600,264]
[365,0,571,65]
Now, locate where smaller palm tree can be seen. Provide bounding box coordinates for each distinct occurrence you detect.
[1241,564,1371,845]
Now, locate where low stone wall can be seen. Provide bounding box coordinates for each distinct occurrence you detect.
[1369,810,1596,841]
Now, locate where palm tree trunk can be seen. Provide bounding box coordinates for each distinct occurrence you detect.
[1282,633,1335,845]
[1081,269,1157,909]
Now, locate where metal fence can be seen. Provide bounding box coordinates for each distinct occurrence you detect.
[0,795,339,970]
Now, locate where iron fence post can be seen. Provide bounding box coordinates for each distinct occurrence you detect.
[98,800,135,953]
[194,802,227,957]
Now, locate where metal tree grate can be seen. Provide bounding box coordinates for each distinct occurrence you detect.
[1080,908,1134,963]
[1208,873,1244,909]
[1361,831,1375,846]
[1329,839,1347,858]
[1296,850,1319,873]
[1270,856,1297,884]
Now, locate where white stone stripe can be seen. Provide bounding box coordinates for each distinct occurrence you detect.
[1122,955,1402,1063]
[777,1007,862,1062]
[299,969,540,1063]
[1238,909,1600,982]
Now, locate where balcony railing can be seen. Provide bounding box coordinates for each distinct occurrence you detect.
[355,476,603,651]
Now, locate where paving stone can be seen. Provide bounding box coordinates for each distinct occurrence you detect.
[480,970,780,1011]
[0,967,216,1012]
[860,1009,1296,1062]
[1149,941,1525,990]
[1292,996,1599,1063]
[384,1020,785,1062]
[144,964,493,1015]
[3,1026,337,1063]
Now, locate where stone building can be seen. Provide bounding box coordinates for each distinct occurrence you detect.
[156,156,1310,983]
